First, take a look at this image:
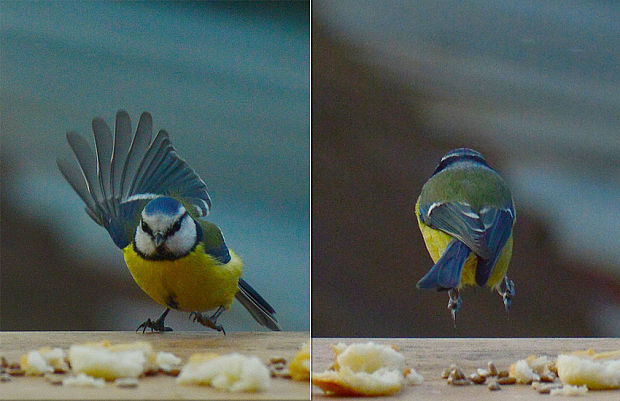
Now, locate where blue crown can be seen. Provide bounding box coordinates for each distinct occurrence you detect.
[143,196,183,216]
[432,148,489,175]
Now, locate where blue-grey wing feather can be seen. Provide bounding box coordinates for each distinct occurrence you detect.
[59,110,212,249]
[130,130,169,195]
[110,110,132,201]
[121,112,152,199]
[66,132,105,206]
[420,201,491,259]
[92,117,113,216]
[56,156,101,223]
[474,207,514,286]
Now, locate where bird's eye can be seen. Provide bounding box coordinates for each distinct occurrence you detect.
[141,220,149,233]
[172,220,182,232]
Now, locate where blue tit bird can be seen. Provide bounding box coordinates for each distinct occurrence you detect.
[415,148,516,322]
[57,110,281,333]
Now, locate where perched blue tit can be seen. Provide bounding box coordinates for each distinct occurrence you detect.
[415,148,515,322]
[57,110,281,333]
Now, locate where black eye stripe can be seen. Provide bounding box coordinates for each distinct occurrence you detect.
[166,212,189,237]
[141,219,153,236]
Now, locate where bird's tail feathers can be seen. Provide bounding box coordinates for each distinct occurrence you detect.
[236,278,281,331]
[417,239,471,290]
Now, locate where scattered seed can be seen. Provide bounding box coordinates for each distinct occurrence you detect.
[8,363,20,370]
[448,367,465,381]
[497,370,509,378]
[488,362,498,376]
[269,357,287,365]
[44,373,64,385]
[540,372,557,382]
[470,373,486,384]
[547,361,557,375]
[476,368,490,378]
[441,367,451,379]
[7,368,24,376]
[0,373,11,382]
[160,367,180,377]
[0,357,8,369]
[532,382,563,394]
[488,381,501,391]
[449,378,472,386]
[497,376,516,385]
[115,377,139,388]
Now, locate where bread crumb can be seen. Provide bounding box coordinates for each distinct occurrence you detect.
[312,342,422,396]
[557,349,620,390]
[21,347,68,375]
[550,384,588,396]
[176,352,270,392]
[289,342,310,381]
[115,377,139,388]
[404,368,424,385]
[510,355,553,384]
[68,341,153,380]
[154,351,182,372]
[62,373,105,388]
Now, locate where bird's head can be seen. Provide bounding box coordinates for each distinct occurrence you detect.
[134,196,198,259]
[432,148,489,176]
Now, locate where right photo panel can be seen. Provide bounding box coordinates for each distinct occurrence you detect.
[311,0,620,398]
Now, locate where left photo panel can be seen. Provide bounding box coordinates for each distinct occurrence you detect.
[0,1,310,399]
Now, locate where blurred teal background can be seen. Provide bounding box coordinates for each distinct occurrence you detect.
[1,1,309,331]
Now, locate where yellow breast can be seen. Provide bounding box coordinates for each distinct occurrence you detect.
[123,244,243,312]
[415,198,512,289]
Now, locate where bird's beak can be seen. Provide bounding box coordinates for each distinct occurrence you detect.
[154,233,164,247]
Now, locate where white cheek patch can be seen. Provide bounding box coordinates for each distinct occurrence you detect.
[134,226,156,256]
[164,216,197,256]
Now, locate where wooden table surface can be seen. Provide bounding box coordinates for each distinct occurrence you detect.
[0,331,310,400]
[312,338,619,400]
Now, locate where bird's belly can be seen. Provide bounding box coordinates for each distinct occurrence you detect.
[122,244,243,312]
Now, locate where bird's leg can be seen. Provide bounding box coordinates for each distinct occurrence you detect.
[136,308,173,333]
[447,288,462,324]
[498,276,515,313]
[189,306,226,335]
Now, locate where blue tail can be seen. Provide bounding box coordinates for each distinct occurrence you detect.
[417,239,471,290]
[235,278,281,331]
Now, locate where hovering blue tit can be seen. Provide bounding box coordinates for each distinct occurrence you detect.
[57,110,281,333]
[415,148,516,322]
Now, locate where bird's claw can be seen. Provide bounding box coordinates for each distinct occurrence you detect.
[189,311,226,335]
[136,308,173,333]
[499,276,515,313]
[447,288,462,325]
[136,318,173,333]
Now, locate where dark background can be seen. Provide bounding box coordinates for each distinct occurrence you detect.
[312,1,620,337]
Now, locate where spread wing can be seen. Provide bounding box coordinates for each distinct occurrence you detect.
[419,201,514,286]
[57,110,211,249]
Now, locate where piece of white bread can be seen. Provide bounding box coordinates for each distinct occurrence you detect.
[556,349,620,390]
[289,342,310,381]
[62,372,106,388]
[21,347,68,375]
[68,340,180,380]
[312,342,423,396]
[176,352,270,392]
[509,355,554,384]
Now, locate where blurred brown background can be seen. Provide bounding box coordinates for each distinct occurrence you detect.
[312,1,620,337]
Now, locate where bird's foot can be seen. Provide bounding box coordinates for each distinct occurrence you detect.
[189,308,226,335]
[136,308,173,333]
[447,288,462,325]
[498,276,515,313]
